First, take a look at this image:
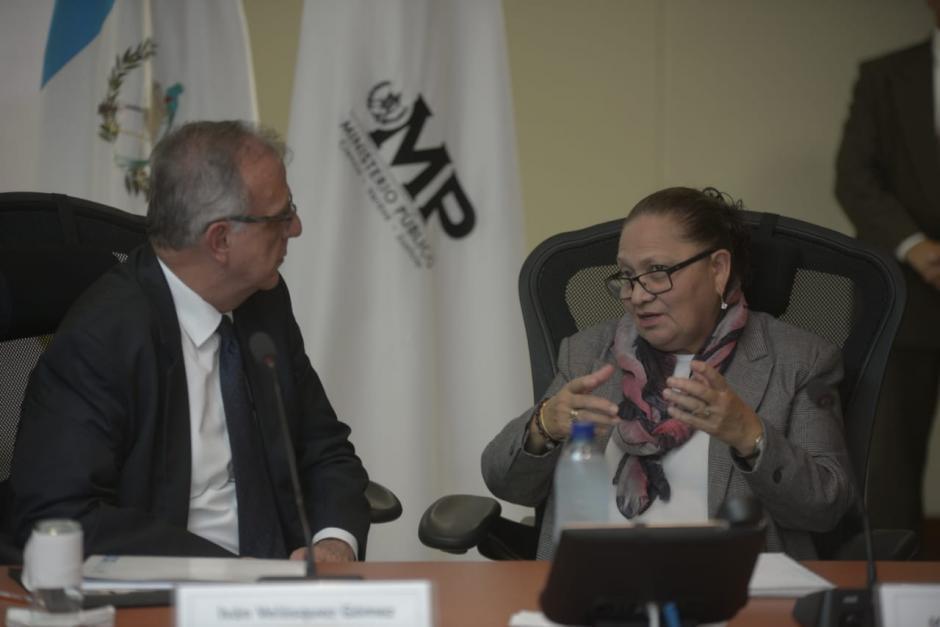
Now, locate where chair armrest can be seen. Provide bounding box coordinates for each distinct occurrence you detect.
[418,495,502,554]
[0,480,20,564]
[0,533,20,565]
[477,516,538,560]
[833,528,919,561]
[365,481,402,524]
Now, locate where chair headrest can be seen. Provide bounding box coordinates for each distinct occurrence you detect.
[0,249,121,341]
[743,231,801,317]
[0,271,9,340]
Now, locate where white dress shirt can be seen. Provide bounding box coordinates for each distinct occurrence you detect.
[158,258,240,553]
[157,259,357,557]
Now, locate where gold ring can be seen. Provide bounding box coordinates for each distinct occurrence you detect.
[569,408,579,421]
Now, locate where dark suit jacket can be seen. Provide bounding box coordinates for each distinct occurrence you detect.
[482,312,855,560]
[836,40,940,347]
[11,244,370,558]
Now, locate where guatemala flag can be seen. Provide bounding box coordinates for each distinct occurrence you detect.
[38,0,257,214]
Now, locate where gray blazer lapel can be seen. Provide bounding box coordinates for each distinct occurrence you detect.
[591,357,622,447]
[592,356,623,401]
[707,317,772,515]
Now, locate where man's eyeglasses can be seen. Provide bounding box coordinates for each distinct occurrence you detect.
[204,199,297,231]
[604,248,718,299]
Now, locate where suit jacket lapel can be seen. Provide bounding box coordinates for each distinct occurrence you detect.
[135,244,192,527]
[894,42,940,207]
[707,315,772,516]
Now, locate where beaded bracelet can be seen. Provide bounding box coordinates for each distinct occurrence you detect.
[532,399,562,446]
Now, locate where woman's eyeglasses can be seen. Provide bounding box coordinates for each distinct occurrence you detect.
[604,248,717,299]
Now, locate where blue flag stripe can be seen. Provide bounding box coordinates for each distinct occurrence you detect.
[41,0,115,88]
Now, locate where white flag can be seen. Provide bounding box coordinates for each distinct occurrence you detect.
[37,0,257,214]
[285,0,531,559]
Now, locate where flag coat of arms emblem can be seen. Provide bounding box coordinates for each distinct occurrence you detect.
[38,0,257,213]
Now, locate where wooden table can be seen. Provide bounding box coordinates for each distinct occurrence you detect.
[3,561,940,626]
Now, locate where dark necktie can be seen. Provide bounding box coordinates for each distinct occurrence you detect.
[217,316,286,558]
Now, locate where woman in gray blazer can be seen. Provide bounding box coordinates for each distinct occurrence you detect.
[482,187,855,559]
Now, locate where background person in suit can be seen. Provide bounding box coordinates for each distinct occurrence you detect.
[11,121,370,561]
[482,187,855,559]
[835,2,940,538]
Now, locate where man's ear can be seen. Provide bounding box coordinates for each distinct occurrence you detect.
[204,221,232,262]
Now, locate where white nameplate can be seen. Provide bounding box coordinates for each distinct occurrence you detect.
[876,583,940,627]
[175,580,433,627]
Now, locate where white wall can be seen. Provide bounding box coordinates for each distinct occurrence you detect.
[0,1,51,194]
[504,0,932,243]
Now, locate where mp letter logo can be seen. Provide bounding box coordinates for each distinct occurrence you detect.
[339,81,477,268]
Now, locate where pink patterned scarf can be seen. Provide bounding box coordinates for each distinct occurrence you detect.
[610,291,749,518]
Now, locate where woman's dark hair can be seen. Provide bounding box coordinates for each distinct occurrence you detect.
[625,186,751,294]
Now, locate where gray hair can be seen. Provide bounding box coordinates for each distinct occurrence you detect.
[147,120,287,249]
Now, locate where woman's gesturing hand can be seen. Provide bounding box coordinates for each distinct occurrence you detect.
[527,364,620,452]
[662,360,763,456]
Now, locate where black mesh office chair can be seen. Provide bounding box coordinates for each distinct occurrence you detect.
[0,192,146,564]
[419,211,916,560]
[0,192,400,564]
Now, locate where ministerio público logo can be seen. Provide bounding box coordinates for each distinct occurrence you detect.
[339,81,477,269]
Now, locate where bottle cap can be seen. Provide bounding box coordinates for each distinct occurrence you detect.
[570,420,595,441]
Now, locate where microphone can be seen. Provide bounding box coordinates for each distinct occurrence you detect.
[716,495,764,528]
[792,377,876,627]
[249,331,316,578]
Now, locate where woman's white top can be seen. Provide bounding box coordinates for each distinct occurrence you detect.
[604,353,709,524]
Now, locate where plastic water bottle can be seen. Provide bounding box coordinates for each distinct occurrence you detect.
[553,421,608,545]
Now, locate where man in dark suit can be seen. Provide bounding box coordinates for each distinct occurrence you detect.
[11,121,370,561]
[835,4,940,535]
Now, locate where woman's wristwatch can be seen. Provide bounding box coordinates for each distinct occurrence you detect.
[737,432,765,462]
